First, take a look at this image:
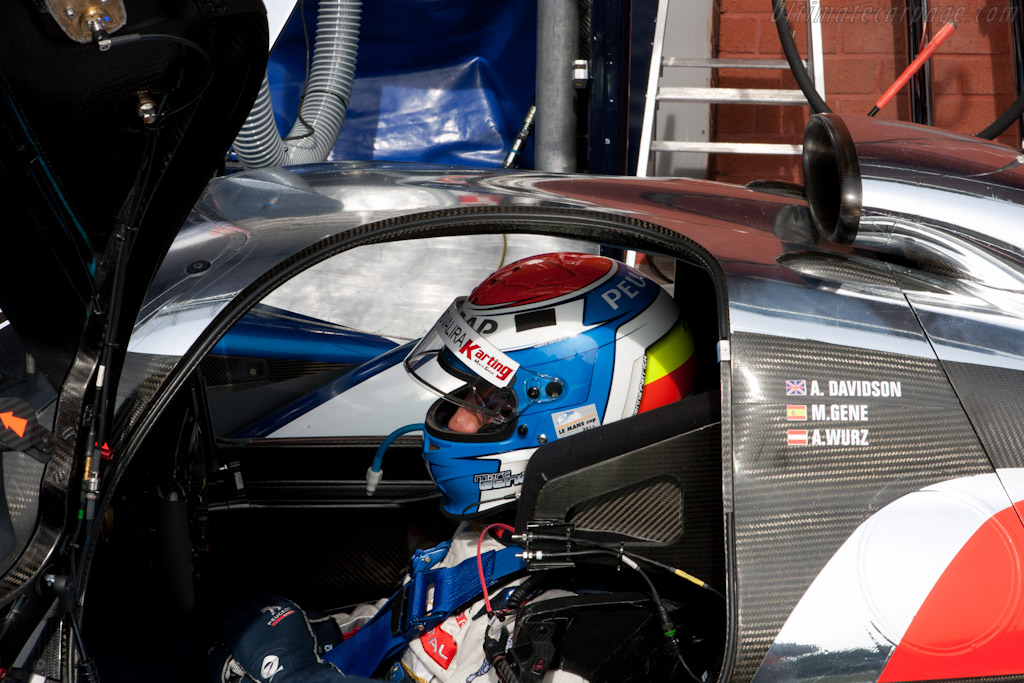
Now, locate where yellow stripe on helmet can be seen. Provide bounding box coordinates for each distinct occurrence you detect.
[644,318,695,385]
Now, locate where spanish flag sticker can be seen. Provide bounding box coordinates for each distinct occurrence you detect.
[786,404,807,421]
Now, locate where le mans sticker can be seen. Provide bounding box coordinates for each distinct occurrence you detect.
[552,404,600,439]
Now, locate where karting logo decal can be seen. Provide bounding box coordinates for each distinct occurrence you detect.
[420,626,457,669]
[436,302,519,387]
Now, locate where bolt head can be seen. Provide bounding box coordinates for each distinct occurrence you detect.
[64,6,75,18]
[186,259,211,274]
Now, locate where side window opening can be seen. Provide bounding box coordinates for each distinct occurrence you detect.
[85,234,729,682]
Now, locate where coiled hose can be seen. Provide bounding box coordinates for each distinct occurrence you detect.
[233,0,361,168]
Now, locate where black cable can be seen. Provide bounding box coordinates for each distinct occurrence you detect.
[770,0,830,114]
[505,572,546,613]
[520,533,725,600]
[68,609,88,660]
[0,594,25,644]
[483,623,520,683]
[976,92,1024,139]
[106,33,210,61]
[102,33,213,122]
[546,546,704,683]
[769,0,1023,139]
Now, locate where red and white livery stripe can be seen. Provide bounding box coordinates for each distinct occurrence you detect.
[755,470,1024,682]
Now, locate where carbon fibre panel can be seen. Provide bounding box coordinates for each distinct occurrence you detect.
[0,452,44,576]
[568,478,682,543]
[776,251,902,289]
[943,362,1024,470]
[729,332,992,682]
[531,423,724,595]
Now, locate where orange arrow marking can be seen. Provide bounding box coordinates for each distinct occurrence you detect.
[0,411,27,438]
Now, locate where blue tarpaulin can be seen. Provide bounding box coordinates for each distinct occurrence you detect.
[268,0,537,167]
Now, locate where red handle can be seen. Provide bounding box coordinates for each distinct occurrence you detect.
[874,22,957,112]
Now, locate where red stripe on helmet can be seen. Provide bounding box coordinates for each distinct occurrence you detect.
[469,253,613,307]
[637,355,696,413]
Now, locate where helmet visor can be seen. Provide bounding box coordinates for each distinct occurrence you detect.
[405,298,521,424]
[428,380,519,435]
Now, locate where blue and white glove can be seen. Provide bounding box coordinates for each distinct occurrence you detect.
[207,596,345,683]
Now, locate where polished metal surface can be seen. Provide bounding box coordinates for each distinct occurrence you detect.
[535,0,578,172]
[651,141,801,155]
[833,114,1024,260]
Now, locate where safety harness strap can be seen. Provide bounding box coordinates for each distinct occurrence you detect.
[323,545,525,677]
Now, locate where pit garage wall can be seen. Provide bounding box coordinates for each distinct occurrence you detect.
[713,0,1022,185]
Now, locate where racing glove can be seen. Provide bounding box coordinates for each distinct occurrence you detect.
[207,596,345,683]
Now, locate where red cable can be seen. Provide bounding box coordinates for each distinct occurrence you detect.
[874,22,956,112]
[477,522,516,614]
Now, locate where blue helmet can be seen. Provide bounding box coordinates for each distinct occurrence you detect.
[404,253,696,518]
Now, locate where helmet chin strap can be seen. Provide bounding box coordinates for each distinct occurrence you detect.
[366,423,425,496]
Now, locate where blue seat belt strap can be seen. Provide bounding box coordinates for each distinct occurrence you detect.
[323,545,525,677]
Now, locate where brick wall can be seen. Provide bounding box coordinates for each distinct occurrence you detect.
[712,0,1021,185]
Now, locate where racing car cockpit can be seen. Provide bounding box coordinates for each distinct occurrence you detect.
[83,224,728,683]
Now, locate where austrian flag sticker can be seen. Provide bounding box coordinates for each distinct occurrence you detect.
[787,430,808,446]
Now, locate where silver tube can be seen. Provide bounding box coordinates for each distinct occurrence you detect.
[232,75,288,168]
[234,0,361,169]
[535,0,578,172]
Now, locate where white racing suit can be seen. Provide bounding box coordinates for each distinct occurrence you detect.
[327,523,584,683]
[210,523,584,683]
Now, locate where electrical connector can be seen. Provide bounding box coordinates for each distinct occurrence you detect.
[365,467,383,496]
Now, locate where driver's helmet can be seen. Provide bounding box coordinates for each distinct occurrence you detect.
[404,252,696,518]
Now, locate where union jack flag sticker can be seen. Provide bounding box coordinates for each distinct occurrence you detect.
[786,379,806,395]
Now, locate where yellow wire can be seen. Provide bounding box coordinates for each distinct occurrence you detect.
[673,568,707,589]
[497,234,508,269]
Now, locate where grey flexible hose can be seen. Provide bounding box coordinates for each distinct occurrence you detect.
[233,0,361,169]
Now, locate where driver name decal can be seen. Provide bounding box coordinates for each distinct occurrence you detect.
[437,302,519,387]
[474,470,525,491]
[783,378,904,448]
